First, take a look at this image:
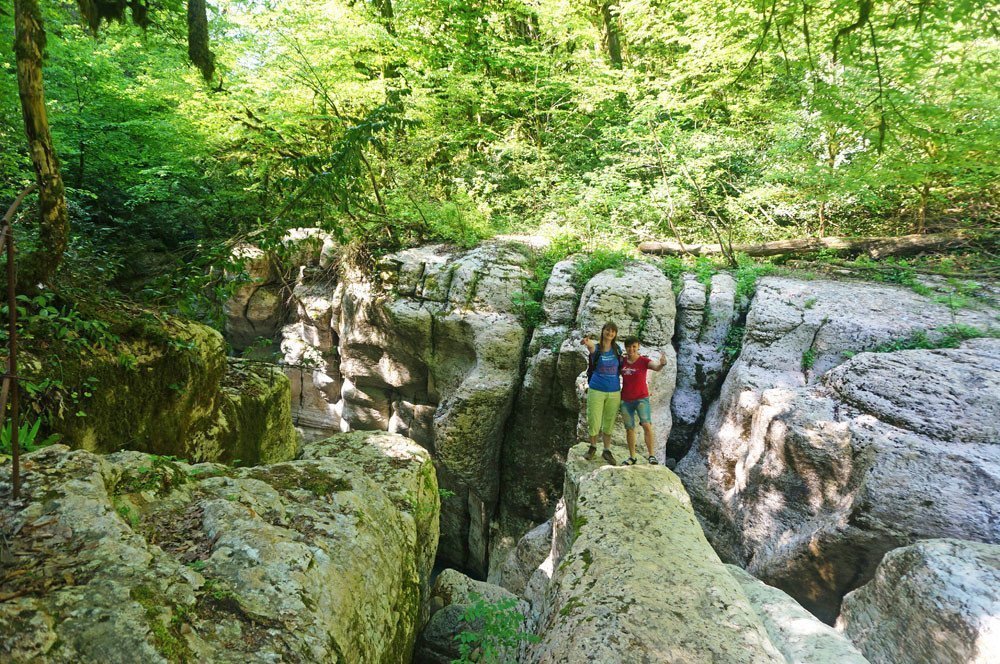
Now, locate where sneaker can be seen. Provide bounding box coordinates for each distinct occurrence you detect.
[583,446,597,460]
[621,457,637,466]
[602,449,616,465]
[647,455,659,465]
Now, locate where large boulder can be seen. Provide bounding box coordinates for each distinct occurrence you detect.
[838,539,1000,664]
[727,565,869,663]
[38,316,297,466]
[0,432,439,663]
[338,242,531,575]
[527,443,786,663]
[677,275,999,621]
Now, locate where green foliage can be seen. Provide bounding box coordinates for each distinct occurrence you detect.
[801,348,816,372]
[452,593,539,664]
[572,248,632,290]
[869,325,999,354]
[0,416,61,455]
[733,254,775,303]
[723,324,745,363]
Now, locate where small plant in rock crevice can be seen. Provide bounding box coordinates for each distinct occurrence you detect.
[452,593,538,664]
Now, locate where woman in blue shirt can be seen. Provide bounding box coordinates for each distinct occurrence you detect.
[581,321,622,464]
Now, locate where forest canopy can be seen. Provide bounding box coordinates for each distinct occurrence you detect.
[1,0,997,283]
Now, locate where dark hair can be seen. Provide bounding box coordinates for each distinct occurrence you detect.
[622,336,640,348]
[601,321,618,336]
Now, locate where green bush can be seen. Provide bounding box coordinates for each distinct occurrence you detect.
[453,594,538,664]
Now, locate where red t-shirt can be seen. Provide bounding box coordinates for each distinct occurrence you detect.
[621,356,652,401]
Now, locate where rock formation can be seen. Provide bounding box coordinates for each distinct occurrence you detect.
[677,276,999,621]
[838,539,1000,664]
[527,443,786,663]
[0,431,439,663]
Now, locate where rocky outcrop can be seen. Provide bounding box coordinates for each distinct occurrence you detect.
[669,273,738,462]
[0,432,439,663]
[223,243,286,351]
[338,242,531,576]
[677,276,999,621]
[40,318,296,466]
[528,443,785,663]
[494,260,678,569]
[838,539,1000,664]
[727,565,869,663]
[415,569,531,664]
[281,278,345,432]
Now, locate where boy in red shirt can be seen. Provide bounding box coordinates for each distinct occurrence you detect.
[619,336,668,465]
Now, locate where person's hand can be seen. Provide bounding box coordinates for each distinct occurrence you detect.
[580,335,590,346]
[659,351,667,365]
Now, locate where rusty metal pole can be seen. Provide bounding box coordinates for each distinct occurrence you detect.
[6,222,19,499]
[2,184,36,501]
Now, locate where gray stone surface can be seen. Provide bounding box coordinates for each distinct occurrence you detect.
[677,275,999,621]
[0,433,439,663]
[727,565,869,663]
[670,272,738,461]
[838,539,1000,664]
[337,242,530,576]
[527,443,785,664]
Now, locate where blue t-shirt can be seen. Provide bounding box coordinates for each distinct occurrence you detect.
[588,349,621,392]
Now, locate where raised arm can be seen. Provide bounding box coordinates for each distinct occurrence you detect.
[580,334,596,354]
[650,351,668,371]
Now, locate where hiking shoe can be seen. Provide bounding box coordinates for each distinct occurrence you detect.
[583,446,597,460]
[647,455,659,465]
[602,449,616,465]
[621,457,637,466]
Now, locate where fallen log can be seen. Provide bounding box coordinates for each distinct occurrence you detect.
[638,231,970,259]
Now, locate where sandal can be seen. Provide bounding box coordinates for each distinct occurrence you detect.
[583,446,597,460]
[647,456,659,465]
[621,457,637,466]
[602,449,617,465]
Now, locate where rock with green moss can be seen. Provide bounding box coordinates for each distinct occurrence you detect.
[0,432,439,663]
[41,315,297,466]
[527,442,785,663]
[337,241,531,576]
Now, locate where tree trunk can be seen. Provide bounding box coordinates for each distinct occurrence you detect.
[638,231,970,259]
[600,3,623,69]
[817,200,826,238]
[375,0,396,36]
[916,181,930,234]
[13,0,69,288]
[187,0,215,81]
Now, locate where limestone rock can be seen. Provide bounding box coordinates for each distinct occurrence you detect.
[281,279,345,430]
[223,244,287,351]
[528,443,785,664]
[727,565,869,663]
[338,242,530,576]
[43,319,296,465]
[0,432,438,664]
[415,570,531,664]
[670,272,738,461]
[838,539,1000,664]
[677,275,1000,621]
[489,520,553,598]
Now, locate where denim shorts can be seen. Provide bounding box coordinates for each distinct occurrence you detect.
[620,397,652,429]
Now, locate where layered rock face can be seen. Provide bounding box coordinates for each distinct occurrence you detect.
[669,273,738,461]
[496,260,678,561]
[338,243,531,576]
[0,432,439,663]
[838,539,1000,664]
[676,276,999,621]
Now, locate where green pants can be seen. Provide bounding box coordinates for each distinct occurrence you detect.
[587,389,621,437]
